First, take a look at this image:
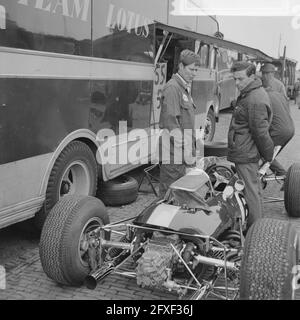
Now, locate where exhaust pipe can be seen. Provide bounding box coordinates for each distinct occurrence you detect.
[85,264,114,290]
[85,250,130,290]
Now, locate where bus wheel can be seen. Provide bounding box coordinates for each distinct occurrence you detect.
[35,141,98,230]
[39,195,110,286]
[284,163,300,217]
[240,218,298,300]
[204,109,216,142]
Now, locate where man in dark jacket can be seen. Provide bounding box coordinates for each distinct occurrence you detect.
[228,61,274,227]
[264,87,295,176]
[261,63,288,100]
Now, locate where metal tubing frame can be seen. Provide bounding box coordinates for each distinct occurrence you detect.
[88,220,241,299]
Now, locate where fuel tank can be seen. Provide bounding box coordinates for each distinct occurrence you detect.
[134,202,222,236]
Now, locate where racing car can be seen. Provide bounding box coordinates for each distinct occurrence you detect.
[39,159,300,300]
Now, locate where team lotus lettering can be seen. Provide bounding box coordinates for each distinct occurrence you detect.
[106,3,152,38]
[18,0,90,22]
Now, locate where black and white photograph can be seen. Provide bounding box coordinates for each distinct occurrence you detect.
[0,0,300,304]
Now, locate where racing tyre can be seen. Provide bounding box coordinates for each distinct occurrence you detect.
[97,175,138,206]
[284,163,300,217]
[39,195,110,286]
[204,109,216,142]
[240,218,299,300]
[35,141,98,231]
[204,141,228,157]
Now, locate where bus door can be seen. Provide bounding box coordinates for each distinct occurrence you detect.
[151,29,171,128]
[217,47,238,110]
[192,41,217,140]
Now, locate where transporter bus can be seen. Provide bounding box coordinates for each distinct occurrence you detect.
[0,0,273,231]
[0,0,218,230]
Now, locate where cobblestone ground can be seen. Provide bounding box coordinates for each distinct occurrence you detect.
[0,191,181,300]
[0,102,300,300]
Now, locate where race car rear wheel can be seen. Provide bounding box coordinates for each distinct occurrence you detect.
[284,163,300,217]
[240,218,298,300]
[39,195,110,286]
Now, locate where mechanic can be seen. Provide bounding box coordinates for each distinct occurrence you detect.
[261,63,288,100]
[294,77,300,109]
[263,87,295,178]
[158,49,200,197]
[228,61,274,228]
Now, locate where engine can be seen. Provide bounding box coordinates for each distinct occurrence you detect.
[135,231,209,289]
[135,229,242,291]
[136,232,182,288]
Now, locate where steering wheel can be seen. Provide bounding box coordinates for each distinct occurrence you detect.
[205,165,235,192]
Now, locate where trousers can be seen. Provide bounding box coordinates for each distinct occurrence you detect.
[235,162,263,228]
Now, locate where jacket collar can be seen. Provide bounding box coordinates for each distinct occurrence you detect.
[239,77,263,98]
[173,73,190,91]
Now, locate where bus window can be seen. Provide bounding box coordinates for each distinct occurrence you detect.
[199,44,209,68]
[0,0,91,55]
[210,47,217,70]
[0,5,5,29]
[93,0,154,64]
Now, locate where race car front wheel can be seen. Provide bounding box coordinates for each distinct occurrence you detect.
[240,218,299,300]
[39,195,110,286]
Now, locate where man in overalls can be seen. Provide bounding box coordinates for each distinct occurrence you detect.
[159,49,200,197]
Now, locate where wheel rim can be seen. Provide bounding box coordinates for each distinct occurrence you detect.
[204,117,213,141]
[78,217,103,267]
[59,160,91,198]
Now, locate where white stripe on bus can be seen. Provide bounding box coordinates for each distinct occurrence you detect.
[0,47,154,80]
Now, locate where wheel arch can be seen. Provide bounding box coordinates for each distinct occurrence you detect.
[39,129,105,196]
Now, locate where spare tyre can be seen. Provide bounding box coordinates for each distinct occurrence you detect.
[204,141,228,157]
[97,175,139,206]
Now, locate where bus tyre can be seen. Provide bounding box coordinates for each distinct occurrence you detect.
[240,218,298,300]
[204,109,216,142]
[204,141,228,157]
[97,175,139,206]
[39,195,110,286]
[284,163,300,217]
[35,141,98,230]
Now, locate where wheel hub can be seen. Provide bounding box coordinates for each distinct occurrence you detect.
[61,181,71,195]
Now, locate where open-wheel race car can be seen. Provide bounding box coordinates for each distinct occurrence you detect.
[39,159,300,300]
